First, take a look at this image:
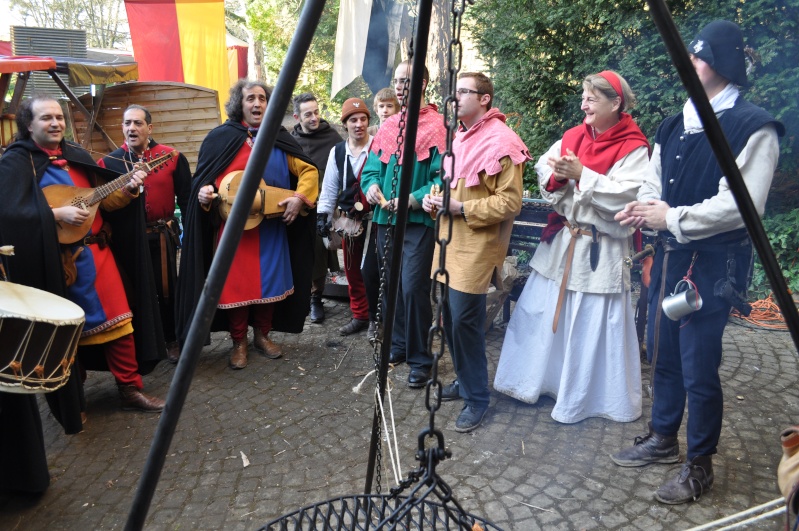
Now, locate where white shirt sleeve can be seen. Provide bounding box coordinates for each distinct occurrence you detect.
[664,124,780,243]
[317,147,341,215]
[637,143,663,203]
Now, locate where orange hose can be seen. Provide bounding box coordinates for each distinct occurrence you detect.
[730,293,791,330]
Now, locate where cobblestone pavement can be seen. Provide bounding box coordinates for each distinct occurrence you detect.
[1,296,797,530]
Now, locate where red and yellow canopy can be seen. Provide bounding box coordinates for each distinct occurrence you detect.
[125,0,230,117]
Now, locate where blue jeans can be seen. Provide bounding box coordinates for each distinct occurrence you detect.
[443,286,489,409]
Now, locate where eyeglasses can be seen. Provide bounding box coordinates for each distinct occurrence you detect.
[456,88,483,96]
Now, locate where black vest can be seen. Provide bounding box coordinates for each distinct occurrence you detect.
[656,97,783,247]
[648,98,784,314]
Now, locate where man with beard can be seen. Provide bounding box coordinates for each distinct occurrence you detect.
[176,80,318,369]
[0,95,166,414]
[100,105,191,363]
[291,92,343,324]
[361,61,447,388]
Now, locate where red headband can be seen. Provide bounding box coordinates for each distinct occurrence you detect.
[597,70,624,108]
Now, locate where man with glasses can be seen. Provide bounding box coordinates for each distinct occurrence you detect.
[423,72,529,432]
[361,61,446,389]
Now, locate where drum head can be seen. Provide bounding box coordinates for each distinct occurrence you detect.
[0,281,84,394]
[0,282,84,323]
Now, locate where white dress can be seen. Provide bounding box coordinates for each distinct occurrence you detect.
[494,140,648,424]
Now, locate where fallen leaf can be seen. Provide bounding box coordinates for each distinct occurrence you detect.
[240,451,250,468]
[105,480,114,489]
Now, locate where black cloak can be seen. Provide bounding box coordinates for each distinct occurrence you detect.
[291,119,344,172]
[175,121,317,344]
[0,138,165,374]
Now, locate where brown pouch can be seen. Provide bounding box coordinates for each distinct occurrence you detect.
[778,426,799,513]
[61,246,84,287]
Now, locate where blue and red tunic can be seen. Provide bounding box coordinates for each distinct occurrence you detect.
[39,163,133,342]
[214,141,294,308]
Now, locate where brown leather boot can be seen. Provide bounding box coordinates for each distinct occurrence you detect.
[229,340,248,369]
[253,329,282,359]
[118,385,165,412]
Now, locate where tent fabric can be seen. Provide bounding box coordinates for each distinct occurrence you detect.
[0,56,136,86]
[125,0,229,117]
[0,41,12,56]
[331,0,372,98]
[0,56,57,74]
[53,58,139,86]
[331,0,406,97]
[126,0,184,82]
[227,45,247,83]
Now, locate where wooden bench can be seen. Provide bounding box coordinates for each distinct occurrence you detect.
[503,198,553,322]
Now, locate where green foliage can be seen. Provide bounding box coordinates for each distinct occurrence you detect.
[466,0,799,199]
[246,0,344,120]
[750,209,799,300]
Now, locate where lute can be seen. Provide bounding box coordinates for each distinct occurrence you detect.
[215,170,295,230]
[43,150,177,244]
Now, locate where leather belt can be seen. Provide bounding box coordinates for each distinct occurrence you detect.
[552,220,594,333]
[146,219,174,297]
[83,233,108,248]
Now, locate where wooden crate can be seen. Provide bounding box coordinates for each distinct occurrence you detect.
[71,81,221,172]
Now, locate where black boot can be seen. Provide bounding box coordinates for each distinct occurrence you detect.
[310,295,325,323]
[610,422,680,467]
[655,455,714,504]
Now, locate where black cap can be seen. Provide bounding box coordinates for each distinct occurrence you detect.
[688,20,748,87]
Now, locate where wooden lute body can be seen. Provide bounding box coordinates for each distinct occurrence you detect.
[216,170,295,230]
[42,151,177,244]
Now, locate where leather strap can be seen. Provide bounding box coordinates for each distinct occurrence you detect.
[649,250,670,401]
[552,220,592,333]
[160,231,168,296]
[83,233,108,248]
[146,220,174,297]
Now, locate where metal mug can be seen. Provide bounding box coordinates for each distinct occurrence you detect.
[662,279,703,321]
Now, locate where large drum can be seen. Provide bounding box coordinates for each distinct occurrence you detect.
[0,281,85,393]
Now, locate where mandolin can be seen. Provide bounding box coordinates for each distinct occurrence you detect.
[43,150,177,244]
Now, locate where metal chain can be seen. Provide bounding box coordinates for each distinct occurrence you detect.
[374,0,472,506]
[423,0,472,438]
[371,11,417,495]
